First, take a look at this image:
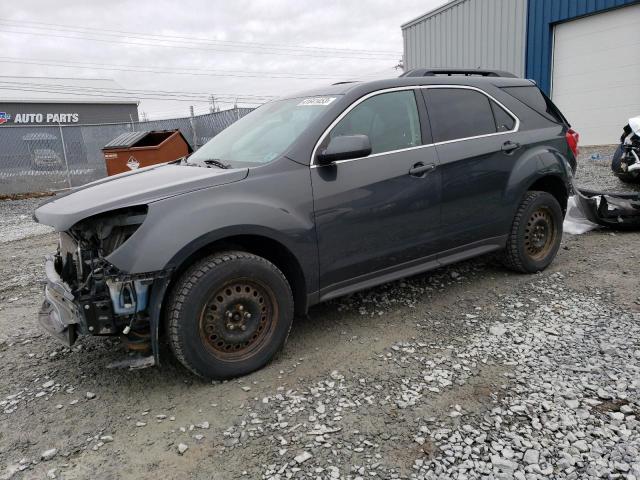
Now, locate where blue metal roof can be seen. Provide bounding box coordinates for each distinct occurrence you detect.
[525,0,640,94]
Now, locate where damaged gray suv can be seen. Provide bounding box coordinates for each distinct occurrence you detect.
[34,70,578,379]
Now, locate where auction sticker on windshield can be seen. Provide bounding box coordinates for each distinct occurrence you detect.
[297,97,336,107]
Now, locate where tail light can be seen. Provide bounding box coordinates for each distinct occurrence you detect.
[566,128,579,158]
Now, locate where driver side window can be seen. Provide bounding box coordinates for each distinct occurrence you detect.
[329,90,422,155]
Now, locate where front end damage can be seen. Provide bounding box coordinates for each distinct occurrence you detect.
[38,206,170,366]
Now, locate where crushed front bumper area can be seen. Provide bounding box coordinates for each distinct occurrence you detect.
[38,251,170,364]
[39,254,81,346]
[575,188,640,229]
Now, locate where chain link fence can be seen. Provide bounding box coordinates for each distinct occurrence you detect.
[0,108,253,195]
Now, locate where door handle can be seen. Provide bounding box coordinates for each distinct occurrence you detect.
[501,140,520,153]
[409,162,436,177]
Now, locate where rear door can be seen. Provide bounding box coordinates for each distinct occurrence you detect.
[311,89,441,294]
[422,86,522,250]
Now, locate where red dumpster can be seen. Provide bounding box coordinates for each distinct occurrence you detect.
[102,130,192,176]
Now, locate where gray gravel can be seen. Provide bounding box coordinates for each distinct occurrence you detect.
[574,146,640,193]
[208,274,639,480]
[409,275,640,480]
[0,198,53,244]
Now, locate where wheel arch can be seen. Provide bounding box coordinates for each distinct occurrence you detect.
[165,231,309,318]
[504,144,572,220]
[526,174,569,214]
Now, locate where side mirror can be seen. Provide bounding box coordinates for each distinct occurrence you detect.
[316,134,372,165]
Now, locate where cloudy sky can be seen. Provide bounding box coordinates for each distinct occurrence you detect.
[0,0,447,119]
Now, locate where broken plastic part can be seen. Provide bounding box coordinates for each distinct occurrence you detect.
[106,279,152,315]
[574,188,640,230]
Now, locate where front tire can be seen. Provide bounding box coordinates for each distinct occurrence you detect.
[167,251,294,379]
[615,172,640,184]
[612,144,640,183]
[503,191,563,273]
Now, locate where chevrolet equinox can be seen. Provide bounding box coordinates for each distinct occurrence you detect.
[34,70,579,379]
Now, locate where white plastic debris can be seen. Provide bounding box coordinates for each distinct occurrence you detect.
[563,196,599,235]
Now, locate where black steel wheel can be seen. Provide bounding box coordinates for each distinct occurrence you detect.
[523,206,557,262]
[503,191,563,273]
[199,279,277,360]
[167,251,293,379]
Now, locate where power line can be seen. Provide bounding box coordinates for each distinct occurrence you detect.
[0,85,270,104]
[0,18,400,56]
[156,103,240,116]
[0,25,397,61]
[144,105,239,120]
[0,56,371,81]
[0,79,277,100]
[0,86,272,103]
[0,19,398,55]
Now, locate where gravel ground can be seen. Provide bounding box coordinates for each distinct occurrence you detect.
[0,198,53,244]
[574,145,640,193]
[0,153,639,479]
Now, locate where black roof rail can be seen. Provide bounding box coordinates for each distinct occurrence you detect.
[400,68,517,78]
[332,81,359,85]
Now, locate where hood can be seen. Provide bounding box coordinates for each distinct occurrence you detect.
[34,163,248,231]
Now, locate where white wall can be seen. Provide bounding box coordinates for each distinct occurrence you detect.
[551,3,640,146]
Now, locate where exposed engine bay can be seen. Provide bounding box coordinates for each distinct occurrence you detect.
[38,206,169,364]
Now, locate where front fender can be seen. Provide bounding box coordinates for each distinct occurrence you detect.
[106,161,318,292]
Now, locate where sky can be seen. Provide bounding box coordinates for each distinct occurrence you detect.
[0,0,447,120]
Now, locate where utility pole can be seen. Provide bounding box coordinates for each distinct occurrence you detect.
[57,122,72,189]
[209,95,218,113]
[189,105,197,149]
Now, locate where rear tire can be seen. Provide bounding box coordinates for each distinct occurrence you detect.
[167,251,294,379]
[502,191,563,273]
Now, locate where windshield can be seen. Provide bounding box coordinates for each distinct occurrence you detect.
[188,96,340,168]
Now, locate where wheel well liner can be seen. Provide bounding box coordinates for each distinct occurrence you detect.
[527,175,569,214]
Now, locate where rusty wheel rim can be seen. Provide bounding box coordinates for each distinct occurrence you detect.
[199,279,278,360]
[524,206,556,261]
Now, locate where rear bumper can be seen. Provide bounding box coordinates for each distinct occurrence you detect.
[38,254,81,346]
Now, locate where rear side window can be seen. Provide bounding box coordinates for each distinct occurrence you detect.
[329,90,422,155]
[501,86,567,125]
[491,100,516,132]
[425,88,497,143]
